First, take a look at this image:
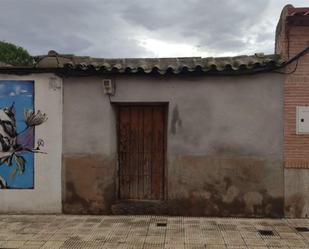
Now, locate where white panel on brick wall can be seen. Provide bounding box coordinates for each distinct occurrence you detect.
[297,106,309,134]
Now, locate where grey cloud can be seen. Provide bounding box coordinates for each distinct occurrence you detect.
[0,0,150,57]
[122,0,270,53]
[0,0,307,58]
[255,31,275,44]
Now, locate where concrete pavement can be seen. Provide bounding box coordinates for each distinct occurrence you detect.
[0,215,308,248]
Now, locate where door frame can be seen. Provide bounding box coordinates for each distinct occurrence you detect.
[114,102,169,201]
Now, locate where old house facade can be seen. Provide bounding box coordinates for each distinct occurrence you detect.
[0,5,308,217]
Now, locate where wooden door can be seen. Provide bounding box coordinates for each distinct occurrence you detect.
[118,105,165,200]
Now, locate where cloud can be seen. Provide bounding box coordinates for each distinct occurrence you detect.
[0,0,308,58]
[0,0,150,57]
[0,82,30,97]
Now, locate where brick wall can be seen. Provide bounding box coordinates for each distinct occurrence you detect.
[276,9,309,168]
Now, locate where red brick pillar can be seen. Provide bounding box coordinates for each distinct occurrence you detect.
[276,5,309,168]
[275,5,309,217]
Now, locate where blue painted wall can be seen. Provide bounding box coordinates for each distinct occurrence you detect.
[0,80,34,189]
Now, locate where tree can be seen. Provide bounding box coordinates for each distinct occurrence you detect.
[0,41,33,66]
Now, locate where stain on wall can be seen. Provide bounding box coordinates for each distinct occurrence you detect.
[62,154,116,214]
[167,155,284,217]
[285,169,309,218]
[170,105,182,135]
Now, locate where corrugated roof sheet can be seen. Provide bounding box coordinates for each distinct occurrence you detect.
[31,51,284,75]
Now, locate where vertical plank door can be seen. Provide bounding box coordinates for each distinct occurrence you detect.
[118,105,165,200]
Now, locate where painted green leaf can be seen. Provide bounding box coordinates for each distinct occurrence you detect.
[10,168,17,178]
[14,154,26,173]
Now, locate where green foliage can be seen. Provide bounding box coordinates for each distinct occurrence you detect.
[0,41,34,66]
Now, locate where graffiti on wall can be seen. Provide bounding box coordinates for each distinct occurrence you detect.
[0,81,47,189]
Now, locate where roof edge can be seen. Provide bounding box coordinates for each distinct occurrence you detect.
[275,4,294,41]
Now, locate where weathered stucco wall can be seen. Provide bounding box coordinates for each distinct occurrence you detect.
[62,78,116,214]
[0,74,62,213]
[63,73,284,217]
[285,169,309,218]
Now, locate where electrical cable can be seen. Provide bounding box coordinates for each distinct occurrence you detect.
[273,58,299,74]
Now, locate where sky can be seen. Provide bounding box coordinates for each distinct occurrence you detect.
[0,0,308,58]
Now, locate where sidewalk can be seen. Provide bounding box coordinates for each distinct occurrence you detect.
[0,215,308,249]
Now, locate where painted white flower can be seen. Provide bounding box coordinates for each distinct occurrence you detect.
[24,109,48,127]
[0,175,6,189]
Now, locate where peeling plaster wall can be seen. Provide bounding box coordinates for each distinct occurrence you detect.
[0,74,62,213]
[63,73,284,217]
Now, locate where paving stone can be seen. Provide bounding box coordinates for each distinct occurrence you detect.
[285,239,308,247]
[245,247,267,249]
[224,246,247,249]
[185,244,205,249]
[0,215,309,249]
[204,245,226,249]
[1,240,26,248]
[165,244,185,249]
[41,241,64,249]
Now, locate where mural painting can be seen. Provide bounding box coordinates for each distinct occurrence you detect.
[0,81,47,189]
